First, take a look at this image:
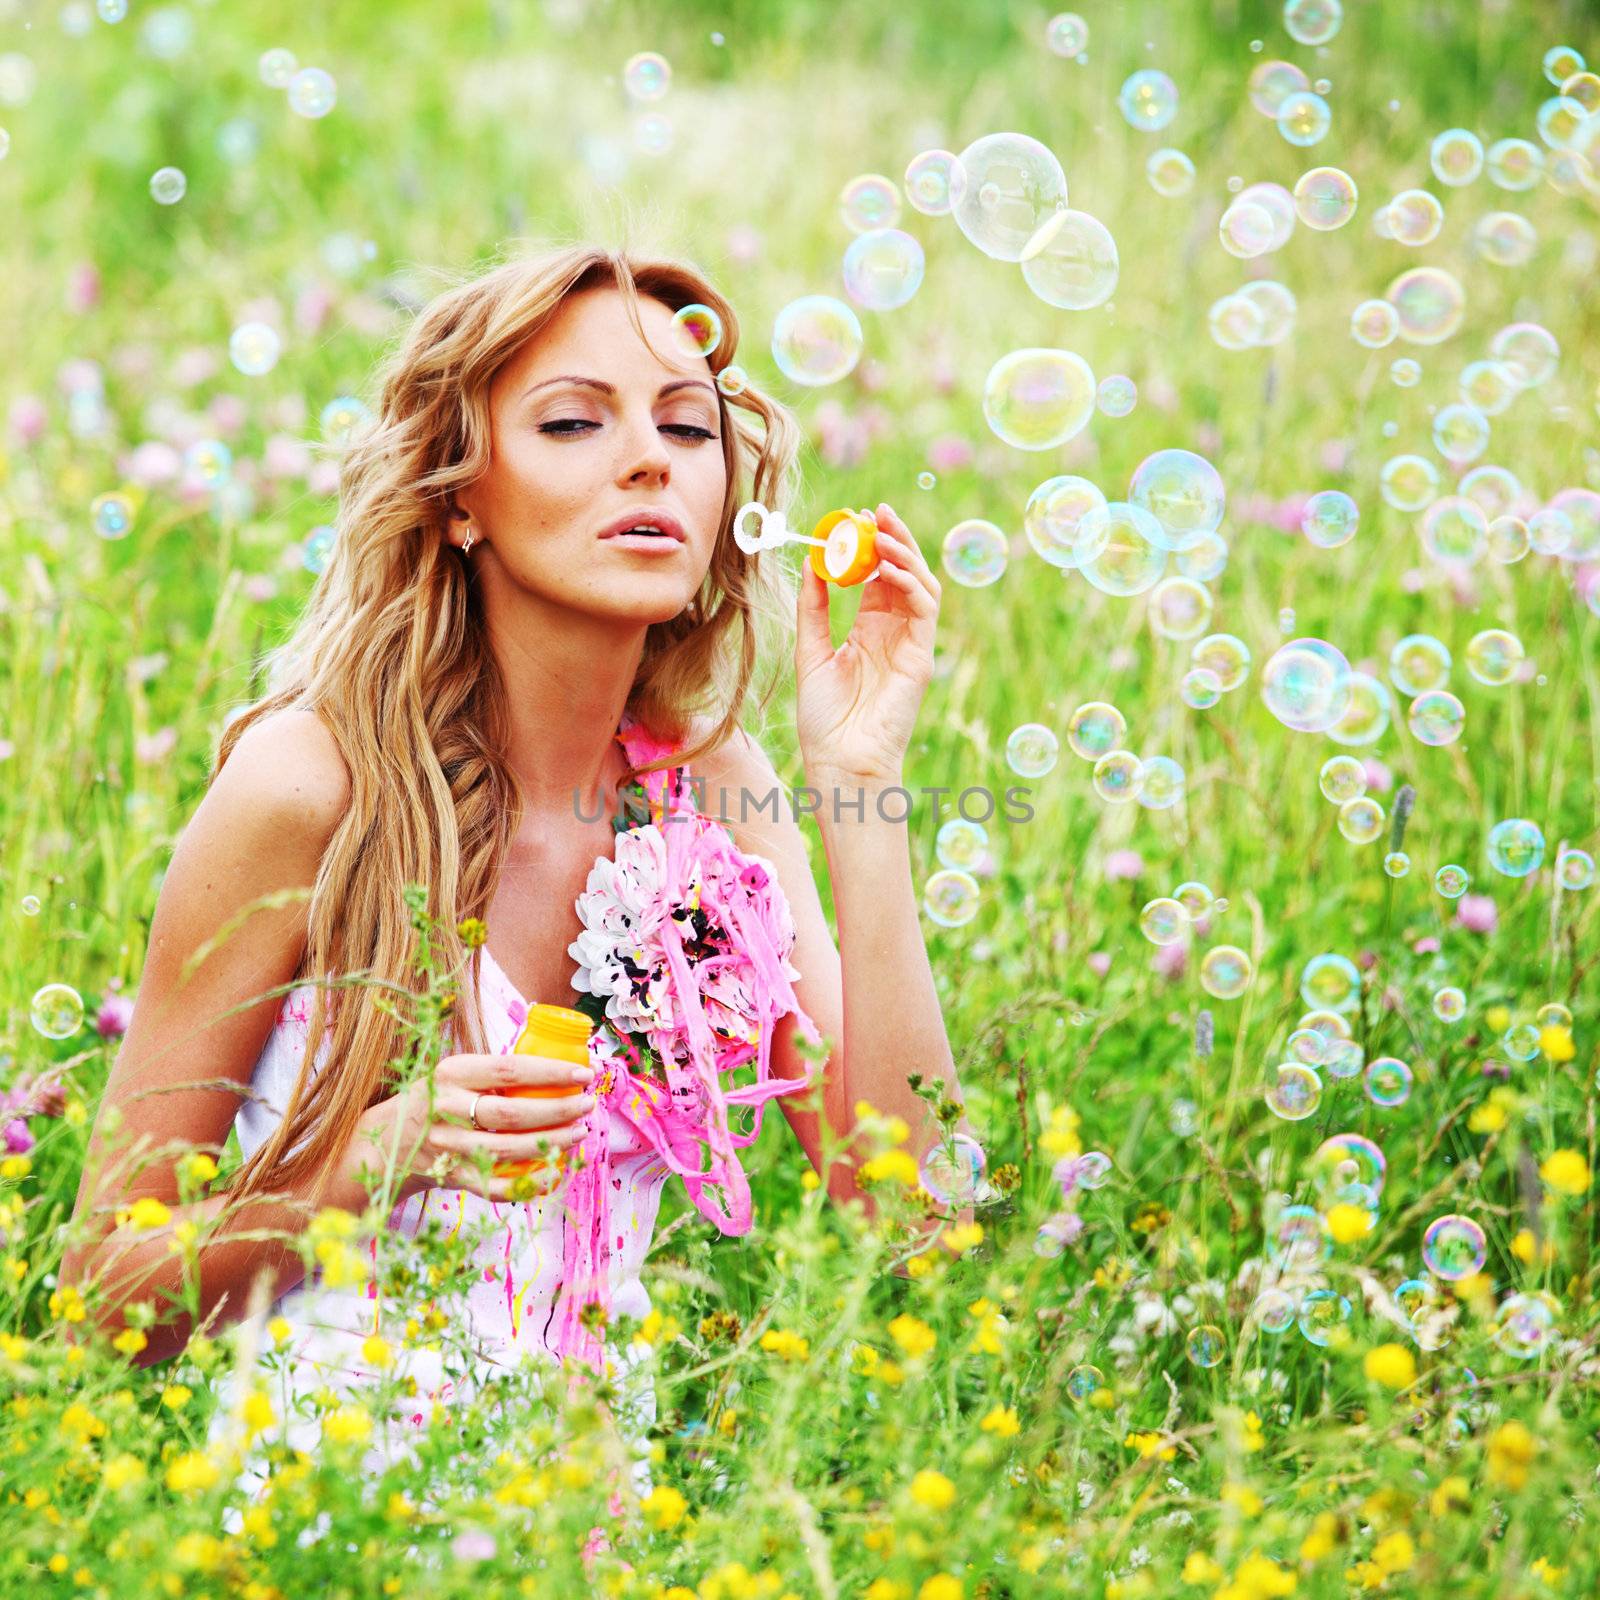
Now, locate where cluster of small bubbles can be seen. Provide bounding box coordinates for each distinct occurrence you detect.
[1191,633,1251,691]
[1181,668,1223,709]
[1365,1056,1413,1107]
[1045,12,1089,57]
[842,229,926,312]
[941,519,1009,588]
[1433,403,1491,465]
[1021,209,1119,310]
[1148,576,1213,640]
[1200,945,1253,999]
[1078,504,1167,595]
[1351,299,1400,348]
[1422,1214,1486,1280]
[918,1132,987,1205]
[91,491,136,541]
[229,321,281,376]
[1067,702,1128,760]
[1092,750,1146,803]
[1277,90,1331,146]
[671,304,724,359]
[1137,756,1187,810]
[983,348,1096,450]
[1407,689,1465,747]
[1338,795,1386,844]
[1298,1288,1353,1347]
[1006,723,1060,778]
[1389,357,1421,387]
[1386,188,1444,246]
[1487,817,1545,878]
[1262,638,1353,733]
[953,132,1067,262]
[1096,374,1137,416]
[149,165,186,204]
[622,51,671,102]
[1487,136,1543,190]
[1383,850,1411,878]
[1119,68,1179,132]
[1301,489,1359,549]
[1185,1323,1225,1368]
[771,295,863,387]
[904,150,968,217]
[1493,1293,1556,1359]
[1065,1363,1104,1401]
[1146,147,1196,196]
[287,67,337,119]
[1433,863,1469,898]
[923,869,981,928]
[1558,847,1596,891]
[1432,985,1467,1022]
[31,982,85,1038]
[301,525,335,573]
[1293,166,1358,229]
[935,818,988,872]
[1025,476,1109,568]
[1318,755,1367,804]
[1252,1288,1298,1334]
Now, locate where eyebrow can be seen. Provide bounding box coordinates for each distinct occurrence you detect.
[522,375,718,403]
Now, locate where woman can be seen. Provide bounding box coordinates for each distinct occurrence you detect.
[62,242,970,1512]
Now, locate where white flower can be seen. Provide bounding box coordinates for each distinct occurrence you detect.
[567,826,674,1035]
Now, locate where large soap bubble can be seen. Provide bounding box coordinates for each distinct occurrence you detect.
[1076,503,1168,595]
[982,348,1095,449]
[1020,208,1119,309]
[1129,449,1226,551]
[771,296,863,386]
[952,132,1068,262]
[1262,638,1354,733]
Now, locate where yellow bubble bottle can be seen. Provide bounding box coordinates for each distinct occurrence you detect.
[808,508,879,586]
[494,1003,593,1180]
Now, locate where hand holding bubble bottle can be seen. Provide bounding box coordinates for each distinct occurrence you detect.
[734,500,881,586]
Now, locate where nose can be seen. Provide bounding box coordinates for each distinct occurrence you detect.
[618,412,671,489]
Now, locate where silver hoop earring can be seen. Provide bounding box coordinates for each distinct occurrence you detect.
[461,527,476,555]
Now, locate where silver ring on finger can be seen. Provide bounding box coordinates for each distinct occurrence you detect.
[469,1090,484,1131]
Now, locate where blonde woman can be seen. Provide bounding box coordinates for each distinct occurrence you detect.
[62,242,971,1511]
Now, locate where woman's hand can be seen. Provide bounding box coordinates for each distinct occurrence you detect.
[340,1051,598,1206]
[794,502,941,785]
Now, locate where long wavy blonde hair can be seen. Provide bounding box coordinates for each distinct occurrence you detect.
[216,241,804,1209]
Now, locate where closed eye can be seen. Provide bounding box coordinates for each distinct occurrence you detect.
[539,420,718,441]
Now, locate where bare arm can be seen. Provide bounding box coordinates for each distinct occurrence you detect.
[59,708,357,1364]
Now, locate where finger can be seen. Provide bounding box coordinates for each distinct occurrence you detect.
[871,562,939,618]
[444,1054,596,1092]
[472,1088,597,1132]
[874,519,941,600]
[794,556,835,677]
[432,1118,590,1159]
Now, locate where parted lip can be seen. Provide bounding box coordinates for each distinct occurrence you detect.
[598,508,687,542]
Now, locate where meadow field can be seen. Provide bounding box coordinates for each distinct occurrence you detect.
[2,0,1599,1595]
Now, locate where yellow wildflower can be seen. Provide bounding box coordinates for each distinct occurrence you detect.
[1226,1552,1296,1598]
[861,1149,919,1187]
[1372,1531,1415,1575]
[1222,1481,1263,1516]
[112,1327,148,1357]
[120,1196,172,1230]
[361,1334,393,1369]
[1124,1430,1176,1462]
[0,1155,31,1180]
[1428,1475,1470,1516]
[1324,1203,1373,1245]
[1181,1551,1224,1586]
[1485,1005,1512,1033]
[1040,1104,1083,1158]
[1299,1512,1342,1562]
[1539,1025,1575,1063]
[323,1404,373,1446]
[909,1469,957,1511]
[102,1454,146,1492]
[1240,1410,1265,1453]
[165,1451,220,1494]
[918,1576,962,1600]
[1363,1343,1417,1390]
[160,1384,192,1410]
[1486,1419,1536,1490]
[1530,1556,1564,1584]
[640,1484,688,1530]
[941,1221,984,1254]
[240,1390,276,1434]
[979,1406,1020,1437]
[1540,1148,1589,1196]
[888,1314,937,1359]
[1469,1101,1508,1134]
[758,1328,810,1363]
[181,1152,219,1184]
[62,1403,107,1445]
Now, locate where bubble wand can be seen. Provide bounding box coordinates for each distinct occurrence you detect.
[733,501,881,587]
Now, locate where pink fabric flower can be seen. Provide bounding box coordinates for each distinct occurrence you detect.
[1455,894,1497,934]
[1104,850,1144,882]
[96,993,135,1038]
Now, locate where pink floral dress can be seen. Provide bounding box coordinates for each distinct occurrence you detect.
[206,707,819,1513]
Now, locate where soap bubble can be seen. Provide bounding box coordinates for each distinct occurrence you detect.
[1527,506,1574,557]
[1301,490,1359,548]
[1271,1205,1329,1271]
[1249,59,1309,115]
[1191,634,1251,692]
[1338,797,1385,844]
[1459,363,1520,416]
[1006,723,1060,778]
[1389,634,1451,696]
[1502,1023,1541,1061]
[1252,1288,1299,1334]
[31,982,85,1039]
[1045,12,1088,56]
[671,303,723,358]
[1209,293,1265,350]
[1487,137,1544,189]
[839,173,901,232]
[1432,403,1490,465]
[1294,166,1358,228]
[923,870,981,927]
[1137,756,1187,810]
[1066,1363,1104,1400]
[258,47,297,87]
[1024,475,1110,568]
[1536,1002,1573,1029]
[841,229,925,311]
[1020,209,1119,309]
[1351,299,1400,348]
[941,519,1009,587]
[1301,952,1360,1012]
[1474,211,1538,267]
[320,396,373,446]
[287,67,337,118]
[229,321,281,376]
[1185,1323,1225,1367]
[1365,1056,1413,1108]
[1298,1288,1353,1347]
[1387,267,1466,345]
[1129,449,1226,551]
[1420,497,1488,565]
[983,348,1095,450]
[1284,0,1343,45]
[1096,375,1137,417]
[1422,1214,1486,1280]
[1219,200,1277,258]
[1432,986,1466,1022]
[1383,850,1411,877]
[1490,322,1559,388]
[1558,847,1596,891]
[1319,756,1367,804]
[1181,668,1223,709]
[1390,357,1421,387]
[1267,1063,1323,1120]
[1141,898,1188,945]
[1262,638,1353,733]
[771,296,863,386]
[1077,503,1168,595]
[1430,127,1484,185]
[1277,90,1331,146]
[622,51,671,101]
[1546,487,1600,560]
[1067,702,1127,760]
[1092,750,1146,803]
[91,491,135,540]
[716,367,748,397]
[1147,147,1196,196]
[1379,455,1439,512]
[1315,1132,1387,1193]
[1487,818,1545,878]
[1200,946,1253,999]
[1237,280,1297,346]
[1177,534,1230,584]
[904,150,968,216]
[1174,882,1215,920]
[953,132,1068,261]
[1148,577,1213,639]
[918,1132,987,1205]
[1408,690,1465,746]
[149,165,186,204]
[1492,1292,1556,1358]
[1119,68,1179,132]
[936,819,988,871]
[1434,864,1470,898]
[1543,44,1586,85]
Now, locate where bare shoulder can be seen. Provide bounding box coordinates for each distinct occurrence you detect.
[214,705,352,833]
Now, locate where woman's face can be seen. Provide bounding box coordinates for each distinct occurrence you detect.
[456,285,729,624]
